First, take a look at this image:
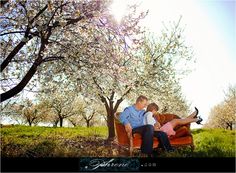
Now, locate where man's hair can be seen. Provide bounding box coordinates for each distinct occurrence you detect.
[147,103,159,112]
[136,95,148,103]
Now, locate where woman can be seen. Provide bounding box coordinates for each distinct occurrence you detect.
[143,103,203,136]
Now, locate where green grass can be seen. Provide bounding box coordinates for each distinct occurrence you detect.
[151,128,235,157]
[0,125,235,157]
[191,128,235,157]
[1,125,109,157]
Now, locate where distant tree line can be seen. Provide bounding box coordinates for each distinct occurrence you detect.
[205,85,236,130]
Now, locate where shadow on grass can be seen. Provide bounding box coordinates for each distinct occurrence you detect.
[23,141,56,157]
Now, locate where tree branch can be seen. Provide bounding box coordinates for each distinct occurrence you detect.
[42,56,65,62]
[114,98,123,112]
[0,61,39,102]
[121,87,132,98]
[92,77,104,94]
[100,95,110,116]
[88,111,95,121]
[30,5,48,22]
[0,31,26,36]
[1,33,47,102]
[1,35,33,72]
[1,4,48,72]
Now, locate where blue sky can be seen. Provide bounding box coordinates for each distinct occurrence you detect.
[180,0,236,128]
[199,0,235,60]
[111,0,236,128]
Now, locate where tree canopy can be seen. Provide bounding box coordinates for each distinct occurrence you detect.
[1,0,146,102]
[1,0,194,139]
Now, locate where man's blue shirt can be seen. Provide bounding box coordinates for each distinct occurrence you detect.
[119,105,145,129]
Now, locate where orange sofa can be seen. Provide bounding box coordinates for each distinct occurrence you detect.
[114,112,194,156]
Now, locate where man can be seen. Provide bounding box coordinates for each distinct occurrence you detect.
[119,95,174,156]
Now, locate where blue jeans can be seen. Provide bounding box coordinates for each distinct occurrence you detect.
[132,125,174,154]
[154,131,173,151]
[132,125,154,154]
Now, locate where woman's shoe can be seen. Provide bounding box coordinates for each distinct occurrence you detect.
[196,116,203,124]
[194,107,199,118]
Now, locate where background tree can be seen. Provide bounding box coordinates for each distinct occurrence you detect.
[131,21,191,116]
[14,99,47,126]
[2,99,46,126]
[68,99,85,127]
[205,85,236,130]
[20,99,39,126]
[82,101,107,127]
[37,18,192,139]
[39,89,80,127]
[92,104,108,126]
[44,111,60,127]
[82,109,95,128]
[68,116,84,127]
[0,102,24,125]
[74,19,192,139]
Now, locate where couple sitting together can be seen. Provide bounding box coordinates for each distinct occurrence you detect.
[119,95,203,156]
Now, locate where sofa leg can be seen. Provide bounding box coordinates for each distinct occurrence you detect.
[128,136,134,157]
[118,146,122,155]
[129,146,133,156]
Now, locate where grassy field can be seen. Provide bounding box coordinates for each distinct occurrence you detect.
[0,125,235,157]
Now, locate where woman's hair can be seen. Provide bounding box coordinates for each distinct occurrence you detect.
[147,103,159,112]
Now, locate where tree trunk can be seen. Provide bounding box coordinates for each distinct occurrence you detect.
[229,122,233,130]
[59,118,63,127]
[53,120,59,127]
[107,110,115,140]
[71,122,77,127]
[29,121,32,126]
[226,122,233,130]
[86,120,90,128]
[99,93,124,141]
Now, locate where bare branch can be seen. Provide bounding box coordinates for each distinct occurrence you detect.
[42,56,65,62]
[0,31,26,36]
